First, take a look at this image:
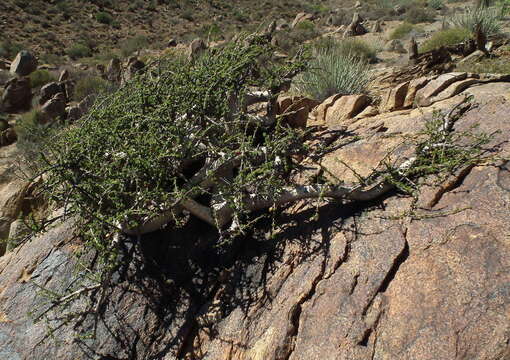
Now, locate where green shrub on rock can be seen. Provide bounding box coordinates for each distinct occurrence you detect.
[35,36,308,270]
[420,27,471,52]
[29,69,56,88]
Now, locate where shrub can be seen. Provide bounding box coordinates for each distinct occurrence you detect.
[95,11,114,25]
[120,35,149,57]
[428,0,444,9]
[313,37,377,63]
[405,5,436,23]
[29,69,56,88]
[66,43,92,59]
[456,56,510,73]
[450,6,501,36]
[34,37,307,278]
[390,22,418,39]
[293,43,372,101]
[420,27,471,52]
[73,76,111,101]
[0,40,24,59]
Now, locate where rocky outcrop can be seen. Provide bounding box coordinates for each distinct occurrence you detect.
[291,12,313,29]
[39,82,63,105]
[0,81,509,359]
[9,50,37,77]
[1,77,32,112]
[40,92,66,122]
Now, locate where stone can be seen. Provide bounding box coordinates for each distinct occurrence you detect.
[58,69,70,82]
[458,49,485,65]
[291,13,314,29]
[343,12,367,38]
[188,38,207,60]
[0,58,11,70]
[381,81,409,112]
[312,93,343,125]
[384,39,407,54]
[9,50,37,77]
[371,19,382,33]
[326,94,370,126]
[275,18,289,31]
[394,4,405,14]
[354,105,379,119]
[1,76,31,112]
[0,127,17,147]
[40,92,66,122]
[8,218,29,242]
[122,57,145,85]
[39,81,63,105]
[403,76,431,108]
[106,58,122,83]
[277,95,320,128]
[429,78,480,103]
[415,72,467,107]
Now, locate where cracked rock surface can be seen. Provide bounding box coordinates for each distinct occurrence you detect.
[0,83,509,359]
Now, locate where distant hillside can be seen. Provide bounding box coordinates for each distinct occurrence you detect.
[0,0,348,62]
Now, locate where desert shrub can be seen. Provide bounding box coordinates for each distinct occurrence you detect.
[456,56,510,73]
[389,22,419,39]
[293,41,372,101]
[66,43,92,59]
[405,5,436,23]
[95,11,114,25]
[428,0,444,9]
[0,40,24,59]
[29,70,56,88]
[73,76,111,101]
[420,27,471,52]
[450,6,501,35]
[313,37,377,63]
[120,35,149,57]
[276,21,318,55]
[33,37,307,281]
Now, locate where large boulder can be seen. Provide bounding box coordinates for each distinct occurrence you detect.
[40,92,66,122]
[188,38,208,60]
[1,76,32,112]
[39,81,63,105]
[9,50,38,77]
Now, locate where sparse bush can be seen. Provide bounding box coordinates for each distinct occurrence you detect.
[456,56,510,73]
[405,5,436,23]
[66,43,92,59]
[450,6,501,36]
[73,76,111,101]
[420,27,471,52]
[390,22,420,39]
[120,35,149,57]
[293,42,372,101]
[95,11,114,25]
[29,70,56,88]
[428,0,444,9]
[0,40,24,59]
[313,37,377,63]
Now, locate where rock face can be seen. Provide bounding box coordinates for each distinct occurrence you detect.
[1,77,32,112]
[40,92,66,122]
[39,81,63,105]
[9,50,37,77]
[291,12,313,29]
[0,82,509,359]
